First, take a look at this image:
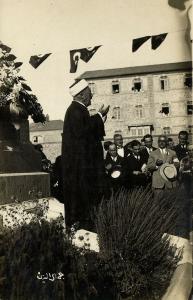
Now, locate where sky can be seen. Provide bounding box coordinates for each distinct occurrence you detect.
[0,0,192,121]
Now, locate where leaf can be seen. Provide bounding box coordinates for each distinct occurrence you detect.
[18,76,26,81]
[6,54,17,61]
[14,62,23,68]
[21,83,32,91]
[0,42,11,53]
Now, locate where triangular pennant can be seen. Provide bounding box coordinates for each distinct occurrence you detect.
[29,53,51,69]
[168,0,187,11]
[70,45,101,73]
[80,46,101,62]
[151,33,168,50]
[70,50,80,73]
[132,36,151,52]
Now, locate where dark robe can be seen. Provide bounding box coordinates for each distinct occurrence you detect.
[62,101,105,228]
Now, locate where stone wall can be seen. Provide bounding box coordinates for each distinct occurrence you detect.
[87,71,193,142]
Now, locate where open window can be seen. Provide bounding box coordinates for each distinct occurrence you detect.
[187,101,193,115]
[184,73,192,88]
[32,135,43,143]
[112,80,120,94]
[132,77,142,92]
[160,103,170,116]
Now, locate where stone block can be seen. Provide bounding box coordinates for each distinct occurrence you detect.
[0,172,50,204]
[0,197,64,228]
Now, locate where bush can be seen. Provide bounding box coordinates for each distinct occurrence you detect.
[0,188,183,300]
[0,217,97,300]
[94,187,182,300]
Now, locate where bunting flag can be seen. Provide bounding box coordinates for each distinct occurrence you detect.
[70,45,101,73]
[29,53,51,69]
[132,36,151,52]
[168,0,188,11]
[151,33,168,50]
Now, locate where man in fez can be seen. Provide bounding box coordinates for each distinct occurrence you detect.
[62,79,109,229]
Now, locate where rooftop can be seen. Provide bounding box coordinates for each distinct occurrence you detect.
[78,61,192,80]
[30,120,63,132]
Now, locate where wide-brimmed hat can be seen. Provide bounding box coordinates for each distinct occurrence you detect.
[160,163,177,181]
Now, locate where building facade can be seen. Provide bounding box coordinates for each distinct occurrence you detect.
[79,61,192,145]
[29,120,63,162]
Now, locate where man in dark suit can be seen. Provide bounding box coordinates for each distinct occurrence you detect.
[62,79,109,229]
[105,143,125,192]
[124,140,148,189]
[174,131,189,161]
[140,134,156,164]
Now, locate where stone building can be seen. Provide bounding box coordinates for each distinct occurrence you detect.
[29,119,63,162]
[79,61,192,145]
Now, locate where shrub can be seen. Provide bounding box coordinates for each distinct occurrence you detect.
[94,187,182,300]
[0,217,97,300]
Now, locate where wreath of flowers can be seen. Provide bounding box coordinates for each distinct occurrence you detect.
[0,42,46,123]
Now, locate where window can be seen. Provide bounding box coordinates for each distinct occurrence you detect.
[131,129,136,136]
[144,128,150,135]
[163,127,171,135]
[187,101,193,115]
[112,106,121,120]
[160,75,169,90]
[160,103,170,116]
[184,73,192,88]
[132,77,142,92]
[88,82,96,94]
[32,135,43,143]
[89,108,96,116]
[33,136,38,143]
[114,130,122,134]
[112,80,120,94]
[129,126,152,137]
[135,105,144,118]
[188,126,193,133]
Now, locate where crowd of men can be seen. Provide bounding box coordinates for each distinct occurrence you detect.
[37,79,193,231]
[103,131,193,197]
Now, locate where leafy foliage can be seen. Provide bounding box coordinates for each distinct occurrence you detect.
[0,41,45,123]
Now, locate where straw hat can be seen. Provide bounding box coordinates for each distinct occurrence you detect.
[160,163,177,181]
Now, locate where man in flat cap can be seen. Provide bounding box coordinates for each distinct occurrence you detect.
[62,79,109,230]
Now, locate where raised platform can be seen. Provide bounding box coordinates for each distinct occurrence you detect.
[0,172,50,204]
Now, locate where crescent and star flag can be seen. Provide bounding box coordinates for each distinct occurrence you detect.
[70,45,101,73]
[29,53,51,69]
[132,36,151,52]
[151,33,168,50]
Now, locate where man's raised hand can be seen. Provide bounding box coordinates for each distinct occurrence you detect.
[98,104,110,117]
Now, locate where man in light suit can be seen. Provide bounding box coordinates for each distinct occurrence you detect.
[147,135,179,196]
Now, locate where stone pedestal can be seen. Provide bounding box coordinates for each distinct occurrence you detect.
[0,120,42,173]
[0,113,49,204]
[0,172,50,204]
